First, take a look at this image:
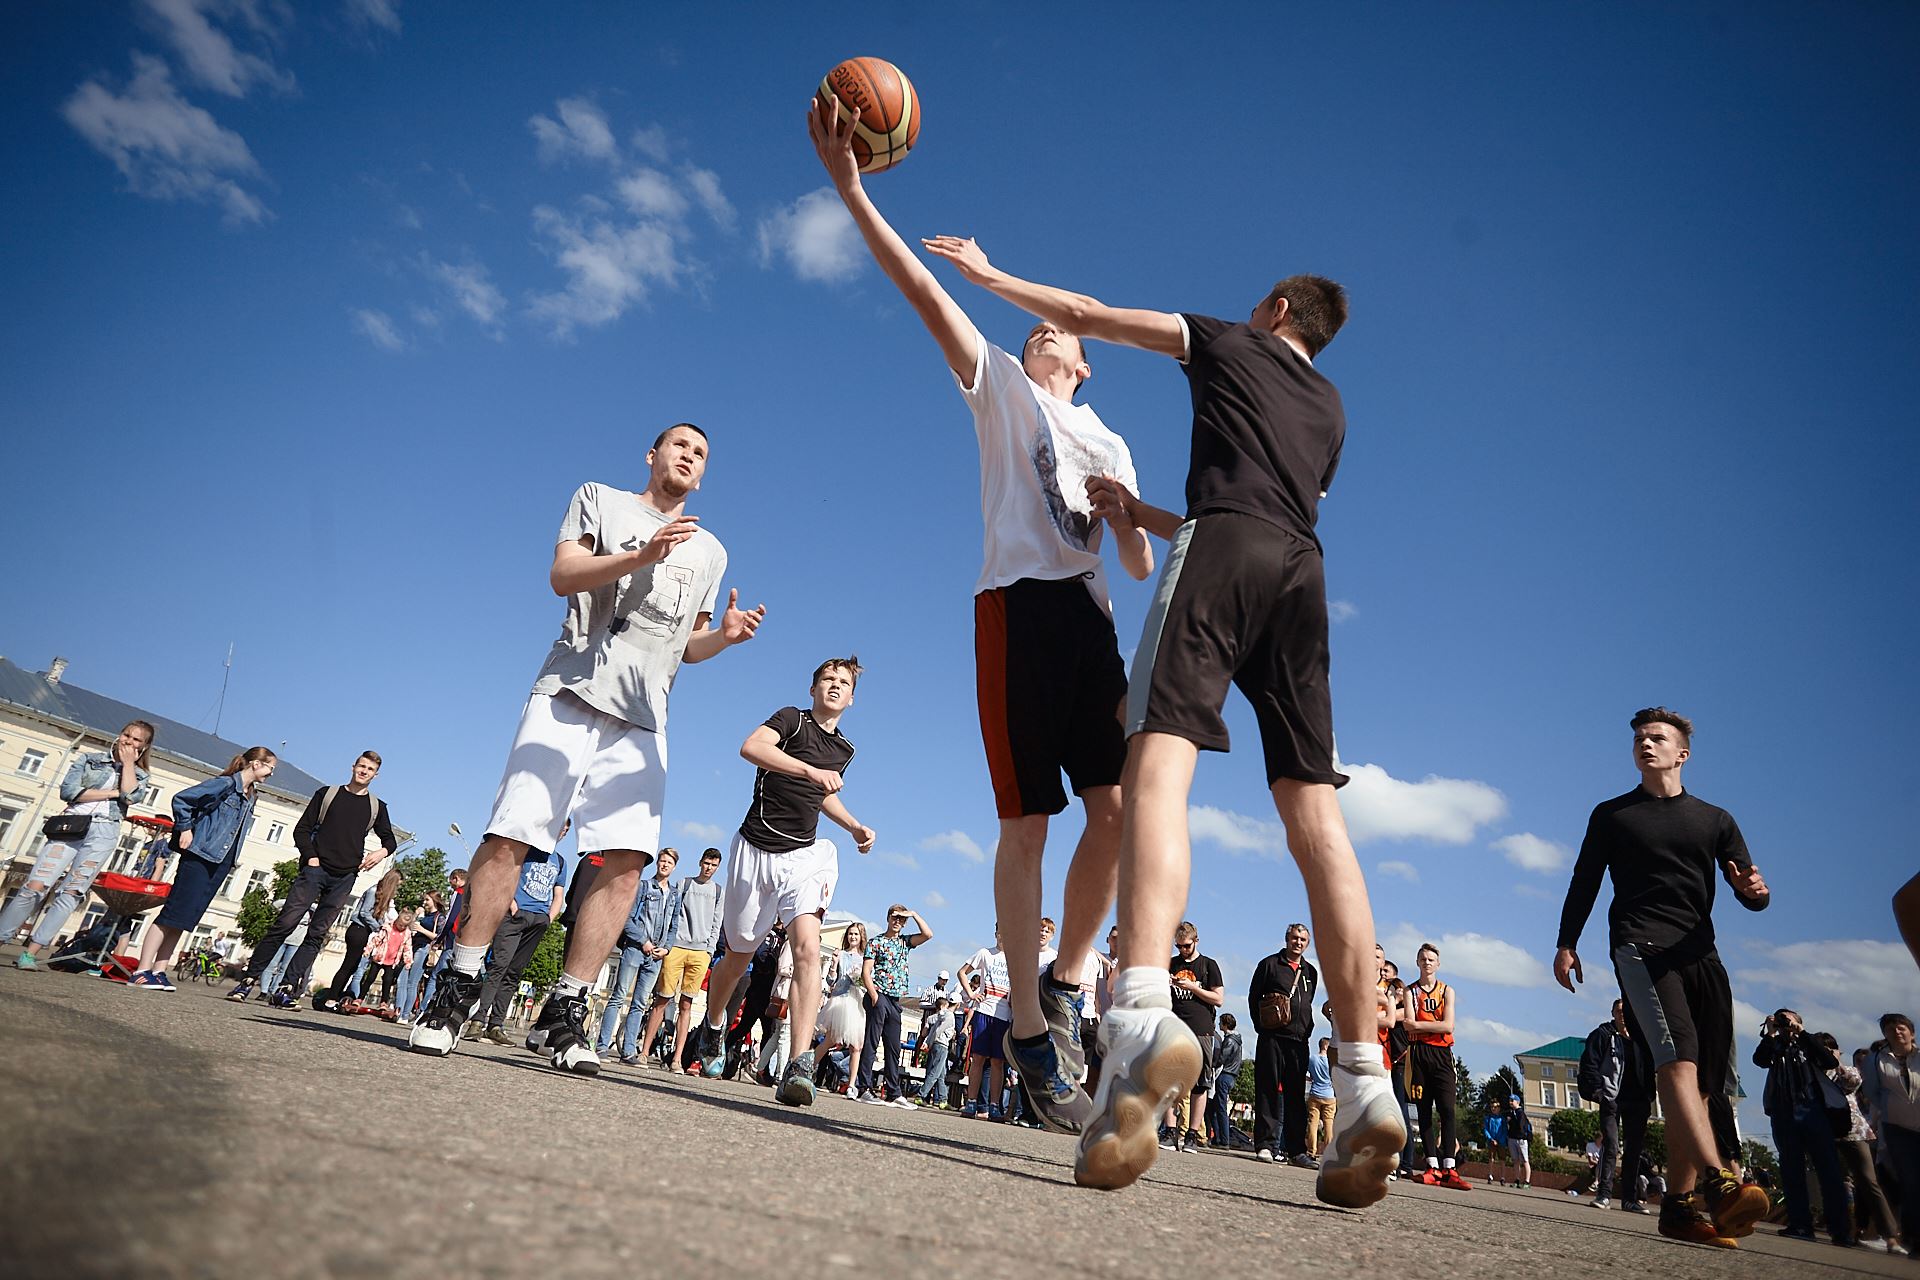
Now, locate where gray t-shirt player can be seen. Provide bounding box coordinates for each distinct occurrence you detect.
[530,482,726,733]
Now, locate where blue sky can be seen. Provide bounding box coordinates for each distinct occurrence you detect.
[4,3,1916,1136]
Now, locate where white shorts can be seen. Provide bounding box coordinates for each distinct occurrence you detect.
[486,690,665,856]
[722,829,838,947]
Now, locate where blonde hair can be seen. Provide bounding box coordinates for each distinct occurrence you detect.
[373,870,401,918]
[120,721,156,771]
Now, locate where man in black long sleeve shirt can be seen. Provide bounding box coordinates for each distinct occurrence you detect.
[1552,708,1770,1250]
[1248,923,1318,1165]
[231,751,397,1005]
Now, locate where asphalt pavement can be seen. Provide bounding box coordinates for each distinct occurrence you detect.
[0,959,1904,1279]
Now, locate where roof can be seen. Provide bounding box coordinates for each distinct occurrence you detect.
[0,656,327,803]
[1516,1036,1586,1061]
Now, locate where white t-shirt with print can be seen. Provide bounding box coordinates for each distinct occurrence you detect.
[965,945,1012,1021]
[955,334,1139,611]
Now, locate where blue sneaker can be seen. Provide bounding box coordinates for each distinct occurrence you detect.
[224,978,256,1001]
[1005,1030,1094,1135]
[128,970,176,992]
[699,1026,730,1079]
[13,952,39,971]
[1036,962,1088,1077]
[961,1099,978,1118]
[987,1104,1007,1122]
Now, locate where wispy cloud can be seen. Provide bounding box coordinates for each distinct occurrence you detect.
[682,166,735,231]
[1734,938,1920,1049]
[675,820,725,844]
[351,308,405,352]
[1381,923,1551,988]
[757,187,862,283]
[920,830,987,865]
[1493,832,1572,874]
[876,851,920,870]
[64,54,268,225]
[527,203,682,338]
[1188,805,1286,858]
[923,889,948,910]
[138,0,294,98]
[425,256,506,330]
[1459,1015,1546,1050]
[1338,758,1507,845]
[1377,859,1420,882]
[530,96,618,166]
[1328,599,1358,624]
[344,0,401,34]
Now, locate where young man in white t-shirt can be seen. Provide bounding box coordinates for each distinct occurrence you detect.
[958,927,1015,1121]
[811,95,1151,1138]
[409,423,766,1073]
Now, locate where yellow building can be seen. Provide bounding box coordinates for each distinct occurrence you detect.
[0,654,405,966]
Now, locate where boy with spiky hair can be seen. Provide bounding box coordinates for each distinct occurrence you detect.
[688,656,878,1105]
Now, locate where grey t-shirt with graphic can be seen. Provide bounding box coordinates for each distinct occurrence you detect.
[530,482,726,733]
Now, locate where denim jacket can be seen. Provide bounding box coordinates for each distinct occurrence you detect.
[170,773,260,867]
[60,751,150,821]
[621,876,681,951]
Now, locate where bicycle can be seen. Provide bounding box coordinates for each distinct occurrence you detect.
[178,947,224,985]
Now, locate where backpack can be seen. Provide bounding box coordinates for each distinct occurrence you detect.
[315,786,382,844]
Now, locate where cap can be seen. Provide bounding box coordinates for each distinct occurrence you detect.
[939,970,950,979]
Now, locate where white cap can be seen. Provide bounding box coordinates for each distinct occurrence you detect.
[938,970,950,979]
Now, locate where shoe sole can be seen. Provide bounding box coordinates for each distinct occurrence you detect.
[407,1025,459,1056]
[550,1044,601,1075]
[1658,1223,1737,1249]
[1073,1020,1203,1190]
[1315,1100,1405,1209]
[777,1078,817,1107]
[1707,1185,1768,1239]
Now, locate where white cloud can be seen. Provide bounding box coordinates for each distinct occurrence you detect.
[682,166,735,230]
[345,0,401,33]
[629,124,670,162]
[426,257,505,329]
[139,0,294,98]
[617,167,689,220]
[675,820,724,843]
[1328,599,1358,624]
[1459,1015,1547,1050]
[1733,939,1920,1050]
[923,889,948,910]
[1377,859,1420,883]
[526,203,682,338]
[920,830,987,865]
[1381,923,1551,988]
[1493,832,1572,874]
[756,187,862,283]
[876,851,919,870]
[1188,804,1286,858]
[351,308,404,352]
[1337,759,1507,845]
[63,55,268,225]
[530,96,618,166]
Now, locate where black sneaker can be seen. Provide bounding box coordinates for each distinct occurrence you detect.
[777,1051,818,1107]
[1005,1030,1093,1135]
[1036,962,1088,1079]
[530,992,601,1075]
[407,969,484,1057]
[224,978,256,1002]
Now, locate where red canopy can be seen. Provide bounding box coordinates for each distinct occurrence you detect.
[126,814,174,830]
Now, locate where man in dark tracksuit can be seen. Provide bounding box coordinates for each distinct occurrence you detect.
[469,829,569,1046]
[231,752,397,1006]
[1249,922,1319,1166]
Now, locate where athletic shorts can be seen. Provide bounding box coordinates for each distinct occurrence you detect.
[658,946,712,1000]
[1614,942,1737,1091]
[975,575,1129,818]
[1408,1042,1454,1099]
[969,1011,1011,1060]
[1127,512,1349,788]
[486,690,665,856]
[722,830,837,946]
[1508,1136,1530,1161]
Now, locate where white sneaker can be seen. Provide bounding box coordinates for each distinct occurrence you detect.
[1255,1148,1276,1163]
[1072,1005,1203,1190]
[1315,1050,1405,1210]
[889,1096,917,1109]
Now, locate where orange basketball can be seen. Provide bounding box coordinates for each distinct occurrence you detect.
[816,56,921,174]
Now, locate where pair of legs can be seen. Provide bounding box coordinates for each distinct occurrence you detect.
[1509,1137,1533,1183]
[996,792,1122,1038]
[462,836,647,993]
[1412,1047,1459,1166]
[967,1052,1006,1111]
[0,823,116,959]
[1306,1096,1337,1155]
[698,912,823,1073]
[639,950,712,1072]
[1253,1032,1309,1155]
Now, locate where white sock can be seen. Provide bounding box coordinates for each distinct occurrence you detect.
[1334,1040,1384,1071]
[1112,966,1173,1011]
[555,973,587,998]
[450,943,487,976]
[706,1016,725,1033]
[1443,1158,1456,1170]
[1428,1157,1440,1169]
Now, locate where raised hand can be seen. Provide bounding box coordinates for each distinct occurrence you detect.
[807,95,861,191]
[921,235,995,284]
[720,588,766,644]
[639,515,700,567]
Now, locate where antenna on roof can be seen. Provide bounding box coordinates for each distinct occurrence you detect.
[213,642,234,736]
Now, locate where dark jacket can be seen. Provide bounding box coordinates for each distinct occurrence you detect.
[1753,1027,1839,1118]
[1578,1021,1628,1104]
[1248,951,1318,1040]
[1215,1028,1245,1078]
[170,773,260,868]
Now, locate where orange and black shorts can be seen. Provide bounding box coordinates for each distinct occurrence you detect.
[974,576,1128,819]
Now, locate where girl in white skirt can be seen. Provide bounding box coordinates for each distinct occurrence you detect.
[816,921,871,1085]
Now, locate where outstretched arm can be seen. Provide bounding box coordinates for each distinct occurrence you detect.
[921,237,1187,357]
[809,99,978,384]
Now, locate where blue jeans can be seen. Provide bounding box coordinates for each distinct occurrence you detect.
[596,945,663,1056]
[395,944,432,1016]
[1208,1083,1234,1145]
[347,953,373,997]
[0,821,120,948]
[1774,1102,1854,1242]
[918,1041,950,1103]
[260,941,297,995]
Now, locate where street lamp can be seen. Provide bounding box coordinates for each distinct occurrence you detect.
[447,821,473,861]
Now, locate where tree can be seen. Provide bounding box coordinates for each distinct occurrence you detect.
[1455,1055,1483,1150]
[236,859,301,948]
[1643,1119,1667,1169]
[1229,1058,1256,1106]
[1740,1139,1776,1178]
[523,923,567,997]
[395,845,450,910]
[1549,1106,1601,1150]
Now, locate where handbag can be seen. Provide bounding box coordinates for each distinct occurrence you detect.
[1819,1070,1854,1138]
[42,812,92,840]
[1257,964,1305,1032]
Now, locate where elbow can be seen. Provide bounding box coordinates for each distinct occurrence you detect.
[548,572,570,598]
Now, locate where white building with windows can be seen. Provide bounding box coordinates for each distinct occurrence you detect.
[0,654,399,966]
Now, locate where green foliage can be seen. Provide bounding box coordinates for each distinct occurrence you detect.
[1644,1119,1667,1168]
[1455,1055,1481,1143]
[1229,1059,1255,1106]
[1740,1139,1776,1177]
[269,858,299,899]
[1548,1106,1602,1150]
[394,846,450,910]
[235,887,278,948]
[523,923,567,996]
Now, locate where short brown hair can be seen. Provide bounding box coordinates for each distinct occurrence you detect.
[1174,921,1198,942]
[1630,706,1694,746]
[1271,274,1348,356]
[812,654,864,688]
[1417,942,1439,960]
[652,422,708,450]
[357,750,383,768]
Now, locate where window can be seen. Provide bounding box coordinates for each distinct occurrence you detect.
[139,784,163,807]
[17,749,47,777]
[266,821,285,843]
[1540,1063,1555,1079]
[0,796,24,849]
[219,870,240,899]
[1542,1081,1558,1108]
[243,868,269,900]
[109,827,146,874]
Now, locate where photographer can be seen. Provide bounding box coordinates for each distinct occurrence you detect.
[1753,1008,1854,1245]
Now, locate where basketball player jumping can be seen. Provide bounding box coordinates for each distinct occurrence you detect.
[810,100,1153,1136]
[920,235,1404,1206]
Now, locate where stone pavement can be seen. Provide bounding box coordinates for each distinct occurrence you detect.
[0,960,1902,1280]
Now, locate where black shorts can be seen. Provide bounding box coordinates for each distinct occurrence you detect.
[1613,942,1737,1095]
[975,576,1129,818]
[1126,512,1348,788]
[1407,1042,1454,1100]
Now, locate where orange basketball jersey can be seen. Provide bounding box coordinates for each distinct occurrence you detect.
[1411,979,1453,1046]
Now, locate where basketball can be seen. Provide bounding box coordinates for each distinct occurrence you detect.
[815,57,920,174]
